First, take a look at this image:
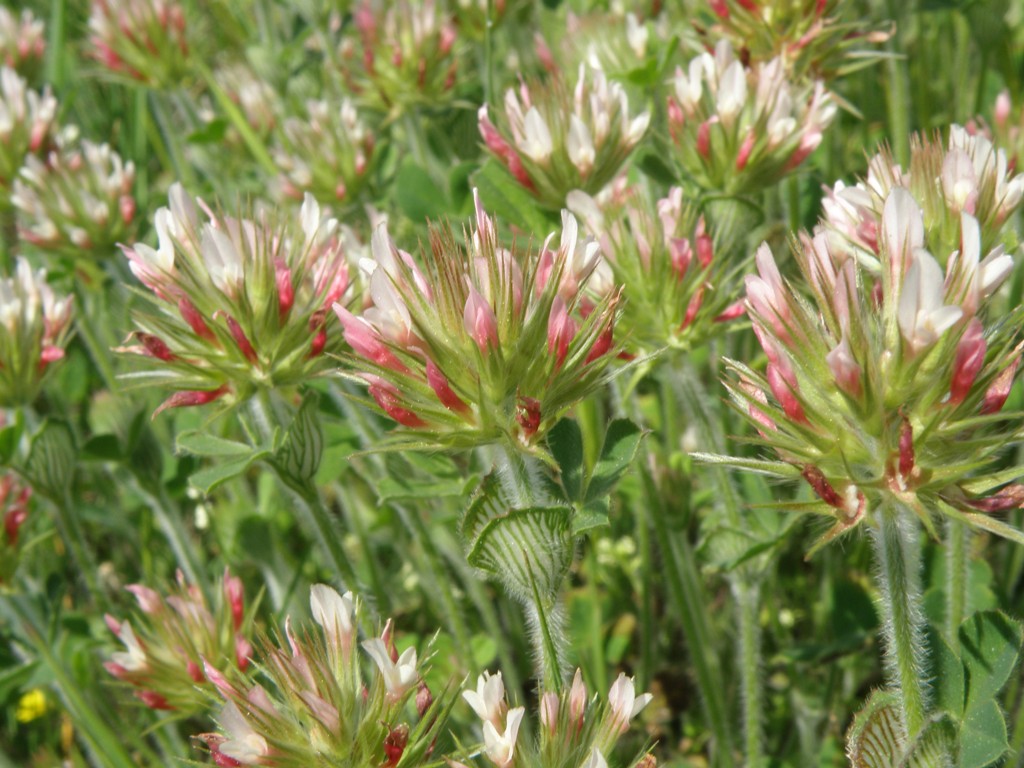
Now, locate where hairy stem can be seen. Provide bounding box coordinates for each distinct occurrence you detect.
[734,577,764,767]
[871,501,929,739]
[945,518,969,651]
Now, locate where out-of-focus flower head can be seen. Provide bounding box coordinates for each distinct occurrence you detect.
[0,66,57,200]
[338,0,460,116]
[693,0,893,84]
[273,98,379,208]
[104,569,255,715]
[0,8,45,79]
[823,126,1024,263]
[0,473,32,586]
[195,584,451,768]
[724,178,1024,554]
[479,64,650,210]
[539,10,665,82]
[335,190,621,452]
[454,668,654,768]
[667,39,835,195]
[568,185,745,356]
[0,257,72,407]
[213,62,280,139]
[118,184,355,416]
[12,128,137,260]
[88,0,192,88]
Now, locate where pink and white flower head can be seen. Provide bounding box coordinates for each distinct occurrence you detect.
[822,127,1024,266]
[568,185,742,355]
[0,66,56,193]
[201,584,449,766]
[273,98,378,207]
[104,570,254,715]
[668,39,835,195]
[479,64,649,210]
[13,129,137,259]
[338,0,460,115]
[336,191,621,450]
[118,185,354,416]
[482,706,524,768]
[0,8,45,78]
[0,257,72,407]
[87,0,192,88]
[721,178,1024,554]
[694,0,893,83]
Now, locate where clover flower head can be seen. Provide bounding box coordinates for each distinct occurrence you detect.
[0,66,56,194]
[88,0,192,87]
[118,185,354,415]
[727,181,1024,553]
[104,569,254,715]
[338,0,460,115]
[198,583,449,768]
[479,64,649,210]
[336,190,621,451]
[697,0,893,82]
[274,97,378,207]
[668,39,835,195]
[0,8,45,78]
[0,257,72,407]
[568,185,743,355]
[13,129,137,259]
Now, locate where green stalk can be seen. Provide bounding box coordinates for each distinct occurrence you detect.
[640,461,735,767]
[56,486,106,609]
[72,281,118,393]
[945,518,969,652]
[872,501,929,739]
[3,597,142,768]
[245,391,358,589]
[885,1,911,166]
[127,476,205,589]
[734,578,764,768]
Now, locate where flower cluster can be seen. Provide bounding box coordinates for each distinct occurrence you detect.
[569,186,743,356]
[88,0,191,87]
[0,257,72,407]
[479,65,650,210]
[696,0,893,82]
[539,11,657,81]
[118,185,353,415]
[668,40,835,195]
[338,0,459,115]
[13,130,137,259]
[452,669,654,768]
[823,126,1024,262]
[0,473,31,585]
[336,192,620,451]
[0,8,45,78]
[104,569,254,714]
[0,66,57,198]
[196,584,450,768]
[727,167,1024,552]
[274,98,378,206]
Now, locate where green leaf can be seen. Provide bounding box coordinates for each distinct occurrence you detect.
[176,431,254,457]
[466,505,574,601]
[187,117,228,144]
[547,418,584,503]
[959,699,1009,768]
[274,391,324,484]
[846,690,905,768]
[959,611,1023,710]
[188,450,270,495]
[395,158,448,223]
[79,434,125,462]
[0,418,23,465]
[23,419,76,500]
[572,498,609,535]
[585,419,643,502]
[927,626,965,718]
[470,159,552,235]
